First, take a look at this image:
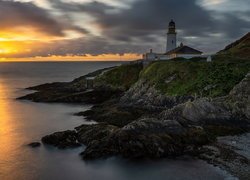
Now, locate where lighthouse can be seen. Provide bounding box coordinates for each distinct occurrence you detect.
[166,20,177,52]
[143,19,203,61]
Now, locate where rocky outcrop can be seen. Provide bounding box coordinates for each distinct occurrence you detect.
[75,123,119,145]
[42,130,81,149]
[80,118,210,160]
[18,67,123,104]
[81,99,154,127]
[40,72,250,160]
[41,118,210,160]
[121,80,194,110]
[160,72,250,125]
[160,98,234,125]
[19,87,123,104]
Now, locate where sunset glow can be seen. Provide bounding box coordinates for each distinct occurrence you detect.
[0,29,142,61]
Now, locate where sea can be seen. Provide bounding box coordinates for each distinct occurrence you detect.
[0,62,237,180]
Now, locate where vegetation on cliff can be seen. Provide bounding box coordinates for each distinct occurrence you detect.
[95,62,143,90]
[140,59,250,97]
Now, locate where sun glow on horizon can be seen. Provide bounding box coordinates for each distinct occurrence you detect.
[0,53,142,62]
[0,29,142,61]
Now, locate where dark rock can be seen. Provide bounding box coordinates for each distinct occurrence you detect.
[160,98,234,125]
[80,118,210,160]
[75,123,119,145]
[81,100,152,127]
[18,66,122,104]
[19,88,123,104]
[41,130,81,149]
[28,142,41,148]
[122,118,185,135]
[228,73,250,120]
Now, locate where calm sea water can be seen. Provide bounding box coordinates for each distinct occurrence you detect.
[0,62,236,180]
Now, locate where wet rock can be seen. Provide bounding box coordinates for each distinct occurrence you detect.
[28,142,41,148]
[80,118,210,160]
[41,130,81,149]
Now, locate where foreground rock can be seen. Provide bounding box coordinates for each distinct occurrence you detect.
[43,119,210,160]
[81,119,210,160]
[42,130,81,149]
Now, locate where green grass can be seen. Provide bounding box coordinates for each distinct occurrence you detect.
[95,62,143,90]
[140,57,250,97]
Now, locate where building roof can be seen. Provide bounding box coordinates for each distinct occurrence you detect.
[165,45,203,55]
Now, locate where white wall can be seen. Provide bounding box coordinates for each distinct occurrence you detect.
[167,33,177,52]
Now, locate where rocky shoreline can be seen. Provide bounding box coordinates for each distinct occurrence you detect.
[20,63,250,179]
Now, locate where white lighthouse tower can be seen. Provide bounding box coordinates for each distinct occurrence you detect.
[166,20,177,52]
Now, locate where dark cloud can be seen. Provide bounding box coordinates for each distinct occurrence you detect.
[45,0,249,54]
[0,0,88,36]
[0,0,63,36]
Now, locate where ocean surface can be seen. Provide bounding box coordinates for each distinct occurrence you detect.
[0,62,236,180]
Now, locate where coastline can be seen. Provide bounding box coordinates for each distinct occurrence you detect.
[19,60,250,179]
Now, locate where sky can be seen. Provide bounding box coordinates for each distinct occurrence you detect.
[0,0,249,61]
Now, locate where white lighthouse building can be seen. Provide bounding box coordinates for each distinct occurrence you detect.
[143,20,203,61]
[167,20,177,52]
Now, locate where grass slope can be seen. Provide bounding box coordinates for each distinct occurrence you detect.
[95,62,143,90]
[141,58,250,97]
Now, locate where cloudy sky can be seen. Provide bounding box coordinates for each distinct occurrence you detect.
[0,0,249,61]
